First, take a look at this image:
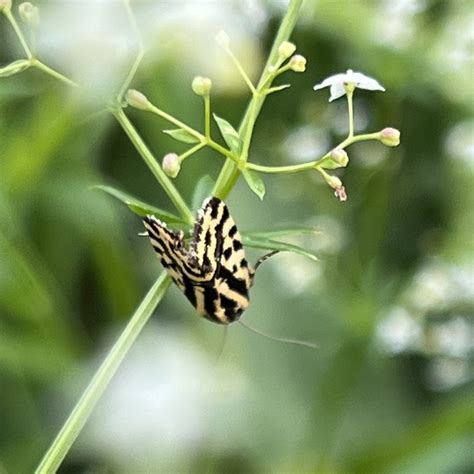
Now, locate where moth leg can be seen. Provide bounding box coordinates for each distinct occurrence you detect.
[254,250,280,271]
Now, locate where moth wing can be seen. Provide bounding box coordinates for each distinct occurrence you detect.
[142,215,187,290]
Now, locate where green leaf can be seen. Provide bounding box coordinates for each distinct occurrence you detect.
[94,185,187,225]
[191,175,215,212]
[242,234,319,262]
[212,114,242,154]
[265,84,291,95]
[162,128,200,144]
[244,227,322,240]
[0,59,31,78]
[318,157,346,170]
[242,169,265,200]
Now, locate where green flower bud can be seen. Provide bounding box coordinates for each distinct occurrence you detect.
[289,55,306,72]
[330,148,349,167]
[278,41,296,60]
[379,127,401,147]
[191,76,212,97]
[19,2,39,27]
[162,153,181,178]
[325,174,342,189]
[0,0,12,12]
[126,89,150,111]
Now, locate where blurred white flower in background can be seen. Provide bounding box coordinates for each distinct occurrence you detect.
[372,0,427,49]
[376,306,422,354]
[82,325,249,470]
[445,120,474,172]
[283,125,329,163]
[34,0,269,100]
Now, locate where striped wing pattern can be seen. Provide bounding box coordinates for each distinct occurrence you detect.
[143,197,254,324]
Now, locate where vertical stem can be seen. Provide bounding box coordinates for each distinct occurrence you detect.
[204,95,211,139]
[36,273,172,474]
[347,90,354,138]
[212,0,303,200]
[113,109,194,225]
[4,10,33,59]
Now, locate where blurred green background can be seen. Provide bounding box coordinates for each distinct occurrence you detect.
[1,0,473,473]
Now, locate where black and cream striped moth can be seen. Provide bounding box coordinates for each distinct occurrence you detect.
[143,196,267,325]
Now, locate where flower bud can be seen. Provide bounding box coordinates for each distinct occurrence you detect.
[162,153,181,178]
[278,41,296,60]
[19,2,39,27]
[0,0,12,12]
[191,76,212,97]
[126,89,150,111]
[329,148,349,167]
[325,174,342,189]
[379,127,400,147]
[289,55,306,72]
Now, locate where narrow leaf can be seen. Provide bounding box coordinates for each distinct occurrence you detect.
[94,185,187,225]
[242,234,319,262]
[265,84,291,95]
[244,227,322,240]
[162,128,200,144]
[242,169,265,200]
[0,59,30,78]
[213,114,242,154]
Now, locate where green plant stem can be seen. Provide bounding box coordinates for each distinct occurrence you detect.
[245,132,381,174]
[113,108,194,225]
[180,142,206,162]
[146,101,240,164]
[36,272,172,474]
[32,59,79,88]
[204,95,211,139]
[148,103,204,141]
[117,0,145,102]
[212,0,304,200]
[224,46,257,94]
[347,89,354,137]
[4,9,33,59]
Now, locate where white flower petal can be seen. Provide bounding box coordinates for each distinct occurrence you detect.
[350,71,385,91]
[313,73,345,90]
[329,83,346,102]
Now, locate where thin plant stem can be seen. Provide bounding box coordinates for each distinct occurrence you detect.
[117,0,145,102]
[245,132,381,174]
[35,272,172,474]
[347,90,354,137]
[4,10,33,59]
[148,103,204,142]
[204,95,211,139]
[113,108,194,225]
[212,0,304,200]
[180,142,206,162]
[225,47,257,94]
[32,60,79,88]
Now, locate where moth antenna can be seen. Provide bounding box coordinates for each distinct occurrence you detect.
[238,320,318,350]
[254,251,280,271]
[138,231,149,237]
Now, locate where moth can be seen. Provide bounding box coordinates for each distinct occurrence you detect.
[142,196,275,325]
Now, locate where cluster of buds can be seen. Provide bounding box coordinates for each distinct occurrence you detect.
[276,40,306,73]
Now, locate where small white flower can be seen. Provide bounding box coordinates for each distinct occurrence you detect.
[313,69,385,102]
